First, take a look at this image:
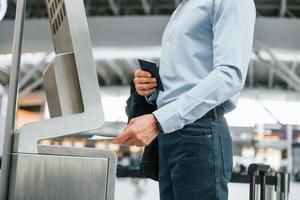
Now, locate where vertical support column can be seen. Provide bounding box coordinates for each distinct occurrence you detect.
[0,0,27,199]
[108,0,119,15]
[0,89,8,157]
[248,60,254,88]
[286,125,293,173]
[268,68,274,89]
[141,0,151,15]
[279,0,287,17]
[287,61,298,90]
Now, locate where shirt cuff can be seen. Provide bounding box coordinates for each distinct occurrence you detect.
[145,90,159,105]
[152,101,184,134]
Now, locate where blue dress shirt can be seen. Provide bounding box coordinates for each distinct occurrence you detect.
[152,0,256,133]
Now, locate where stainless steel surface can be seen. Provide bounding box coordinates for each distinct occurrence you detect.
[266,185,274,200]
[0,0,27,199]
[0,117,4,156]
[276,172,290,200]
[44,53,83,118]
[2,0,117,199]
[37,144,118,200]
[8,151,114,200]
[13,0,106,154]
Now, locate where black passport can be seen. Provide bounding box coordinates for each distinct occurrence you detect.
[138,59,164,91]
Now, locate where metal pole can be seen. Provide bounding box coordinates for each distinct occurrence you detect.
[0,0,27,199]
[266,185,274,200]
[286,125,293,173]
[260,171,267,200]
[276,172,290,200]
[283,173,290,200]
[249,175,256,200]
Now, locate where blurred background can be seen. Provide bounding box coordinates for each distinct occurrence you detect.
[0,0,300,199]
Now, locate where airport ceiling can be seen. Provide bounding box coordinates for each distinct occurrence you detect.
[1,1,300,95]
[3,0,300,18]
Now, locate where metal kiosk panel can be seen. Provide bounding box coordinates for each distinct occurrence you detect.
[1,0,117,199]
[8,146,117,200]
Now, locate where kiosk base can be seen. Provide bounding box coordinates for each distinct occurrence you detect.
[8,146,117,200]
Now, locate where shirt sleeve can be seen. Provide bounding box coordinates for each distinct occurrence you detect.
[153,0,256,133]
[145,90,159,105]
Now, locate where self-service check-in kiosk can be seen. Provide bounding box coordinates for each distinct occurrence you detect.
[0,0,117,199]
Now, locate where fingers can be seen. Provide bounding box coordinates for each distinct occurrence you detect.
[134,77,157,85]
[122,137,142,146]
[134,70,158,96]
[114,124,146,146]
[137,88,156,96]
[119,137,144,147]
[135,80,157,96]
[135,83,157,91]
[113,127,132,144]
[135,82,157,96]
[135,69,152,78]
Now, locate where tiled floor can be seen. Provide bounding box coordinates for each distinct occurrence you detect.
[115,178,300,200]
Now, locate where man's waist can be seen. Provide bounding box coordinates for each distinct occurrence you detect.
[156,97,226,119]
[201,105,225,119]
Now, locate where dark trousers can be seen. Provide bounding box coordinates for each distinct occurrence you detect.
[158,116,233,200]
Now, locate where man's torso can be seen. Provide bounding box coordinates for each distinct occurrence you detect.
[157,0,238,112]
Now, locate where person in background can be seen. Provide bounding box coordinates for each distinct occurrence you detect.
[114,0,256,199]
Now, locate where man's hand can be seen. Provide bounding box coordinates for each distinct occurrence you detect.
[113,114,159,147]
[134,70,157,96]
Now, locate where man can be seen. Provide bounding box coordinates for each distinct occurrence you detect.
[114,0,256,199]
